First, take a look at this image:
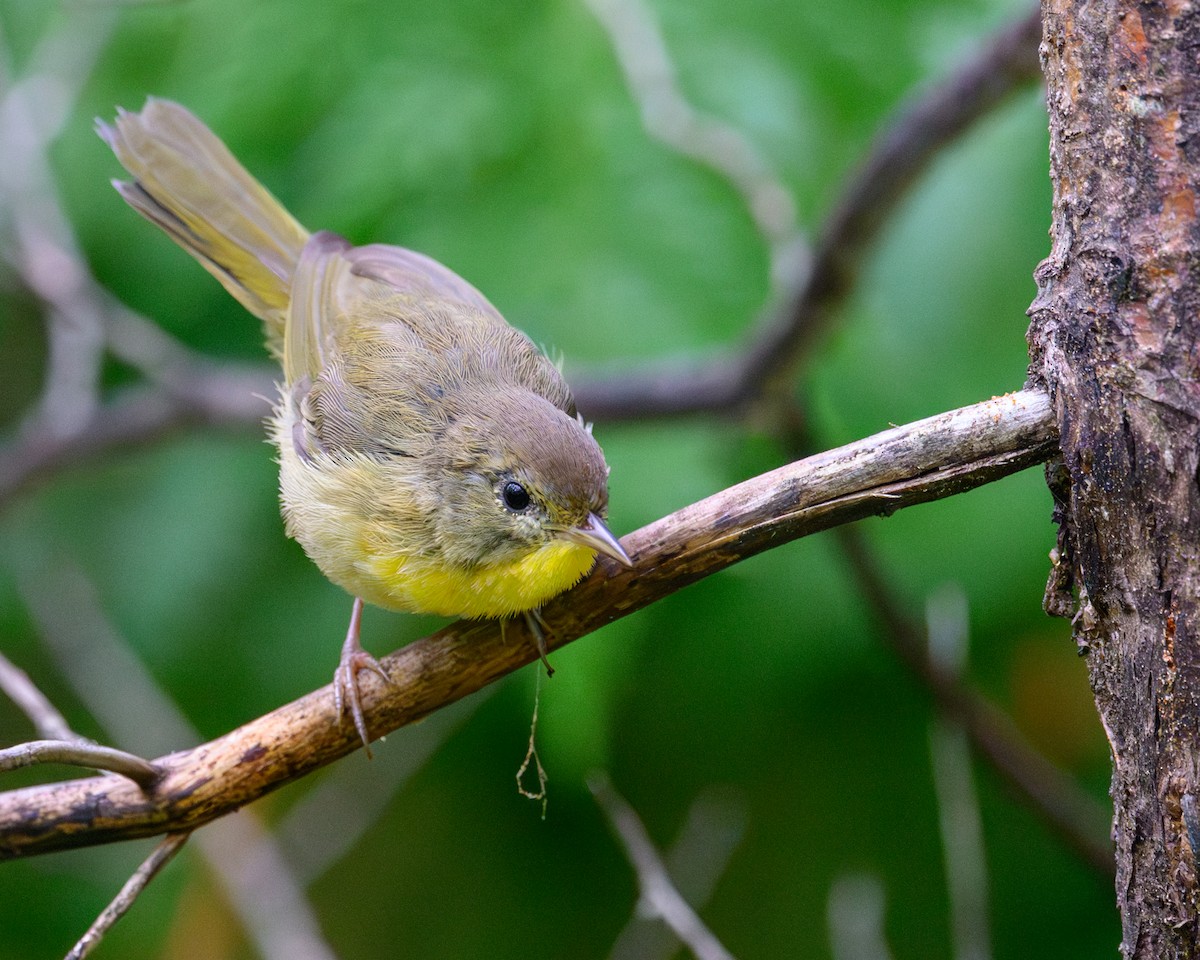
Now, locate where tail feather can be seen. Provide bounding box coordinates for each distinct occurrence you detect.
[99,98,310,336]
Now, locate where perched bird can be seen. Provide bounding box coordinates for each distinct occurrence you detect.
[100,98,630,748]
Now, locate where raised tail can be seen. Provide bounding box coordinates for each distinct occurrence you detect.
[99,98,310,339]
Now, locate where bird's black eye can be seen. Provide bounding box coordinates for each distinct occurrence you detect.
[501,480,531,512]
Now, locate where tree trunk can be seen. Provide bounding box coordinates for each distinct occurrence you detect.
[1028,0,1200,955]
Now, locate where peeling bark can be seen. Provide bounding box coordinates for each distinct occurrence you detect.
[1028,1,1200,955]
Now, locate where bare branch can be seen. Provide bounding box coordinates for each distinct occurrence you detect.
[0,739,159,788]
[574,6,1043,419]
[0,651,76,741]
[0,388,1057,857]
[65,833,189,960]
[590,772,737,960]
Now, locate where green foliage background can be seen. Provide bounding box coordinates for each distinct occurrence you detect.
[0,0,1116,957]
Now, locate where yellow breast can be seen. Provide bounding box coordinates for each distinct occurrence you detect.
[274,404,599,620]
[364,539,598,619]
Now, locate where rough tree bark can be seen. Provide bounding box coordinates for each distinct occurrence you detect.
[1029,1,1200,956]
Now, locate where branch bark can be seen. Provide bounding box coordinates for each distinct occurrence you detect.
[1029,1,1200,954]
[0,389,1056,858]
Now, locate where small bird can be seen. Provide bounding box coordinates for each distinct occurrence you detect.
[100,98,630,749]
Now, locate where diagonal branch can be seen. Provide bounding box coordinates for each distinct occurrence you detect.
[0,388,1057,858]
[65,833,189,960]
[608,785,746,960]
[0,651,76,741]
[583,0,806,293]
[590,772,738,960]
[15,556,339,960]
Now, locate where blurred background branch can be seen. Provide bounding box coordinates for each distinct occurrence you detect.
[833,524,1112,876]
[605,784,746,960]
[12,554,339,960]
[582,0,808,296]
[590,771,738,960]
[573,6,1043,420]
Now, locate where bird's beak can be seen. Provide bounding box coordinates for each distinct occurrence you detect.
[561,512,633,567]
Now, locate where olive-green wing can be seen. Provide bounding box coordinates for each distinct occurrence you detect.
[347,244,502,319]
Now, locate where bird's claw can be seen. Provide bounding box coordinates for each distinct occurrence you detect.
[333,648,390,755]
[333,597,391,756]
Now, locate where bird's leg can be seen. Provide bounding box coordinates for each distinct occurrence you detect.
[332,597,390,754]
[523,608,555,677]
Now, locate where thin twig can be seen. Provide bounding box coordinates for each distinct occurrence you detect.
[590,772,737,960]
[925,586,993,960]
[0,389,1058,857]
[584,0,806,293]
[15,556,339,960]
[65,833,189,960]
[514,666,549,817]
[827,874,896,960]
[0,739,159,788]
[0,650,76,741]
[834,525,1113,876]
[609,786,746,960]
[0,369,274,511]
[573,6,1043,419]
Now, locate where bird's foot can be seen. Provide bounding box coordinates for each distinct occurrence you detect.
[332,598,391,755]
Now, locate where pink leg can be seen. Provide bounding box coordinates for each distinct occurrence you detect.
[332,597,390,753]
